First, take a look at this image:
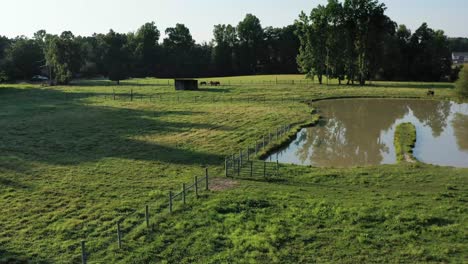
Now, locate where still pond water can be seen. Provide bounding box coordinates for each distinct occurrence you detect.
[266,99,468,168]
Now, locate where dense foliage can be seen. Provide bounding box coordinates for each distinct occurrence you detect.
[0,2,465,84]
[296,0,456,85]
[455,65,468,97]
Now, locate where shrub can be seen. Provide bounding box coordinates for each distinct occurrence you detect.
[455,65,468,97]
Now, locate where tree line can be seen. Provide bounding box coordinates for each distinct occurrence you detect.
[0,15,299,84]
[296,0,464,85]
[0,3,466,85]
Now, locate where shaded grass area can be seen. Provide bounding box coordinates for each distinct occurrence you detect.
[394,122,417,163]
[0,76,466,263]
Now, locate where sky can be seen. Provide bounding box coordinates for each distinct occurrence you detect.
[1,0,467,42]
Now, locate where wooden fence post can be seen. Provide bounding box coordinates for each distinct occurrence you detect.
[169,191,173,213]
[263,161,266,178]
[130,89,133,101]
[145,205,150,229]
[113,89,115,100]
[81,241,86,264]
[205,168,209,191]
[263,136,265,148]
[255,141,258,155]
[237,158,240,177]
[195,176,199,198]
[117,222,122,249]
[182,183,186,205]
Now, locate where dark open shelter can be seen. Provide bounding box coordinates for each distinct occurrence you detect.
[175,79,198,91]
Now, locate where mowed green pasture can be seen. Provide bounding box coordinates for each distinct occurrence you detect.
[0,75,467,263]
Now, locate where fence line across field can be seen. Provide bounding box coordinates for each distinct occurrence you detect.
[79,168,211,263]
[77,120,293,263]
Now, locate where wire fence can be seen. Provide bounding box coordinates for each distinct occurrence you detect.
[224,124,292,178]
[79,170,210,263]
[74,122,294,263]
[52,90,309,105]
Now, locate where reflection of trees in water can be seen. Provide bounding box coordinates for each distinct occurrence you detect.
[410,100,451,137]
[297,100,409,167]
[452,113,468,150]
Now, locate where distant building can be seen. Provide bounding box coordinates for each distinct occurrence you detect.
[452,52,468,65]
[174,79,198,91]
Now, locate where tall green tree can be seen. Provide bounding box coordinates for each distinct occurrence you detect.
[0,36,12,82]
[213,24,238,75]
[237,14,264,74]
[102,30,131,84]
[296,5,329,84]
[44,31,82,84]
[4,37,43,80]
[134,22,160,76]
[162,24,196,77]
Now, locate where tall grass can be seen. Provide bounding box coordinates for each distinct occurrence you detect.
[455,65,468,97]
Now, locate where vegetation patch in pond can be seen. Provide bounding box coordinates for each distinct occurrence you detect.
[394,123,417,163]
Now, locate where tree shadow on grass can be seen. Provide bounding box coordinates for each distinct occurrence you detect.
[0,87,228,169]
[371,82,454,89]
[0,249,50,264]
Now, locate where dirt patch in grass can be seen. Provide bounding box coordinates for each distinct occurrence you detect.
[210,178,239,191]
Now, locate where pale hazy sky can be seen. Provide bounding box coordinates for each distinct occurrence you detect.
[1,0,467,42]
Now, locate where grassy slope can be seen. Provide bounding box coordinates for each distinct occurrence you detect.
[0,76,467,263]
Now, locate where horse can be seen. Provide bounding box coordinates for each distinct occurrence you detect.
[200,81,207,85]
[427,90,435,97]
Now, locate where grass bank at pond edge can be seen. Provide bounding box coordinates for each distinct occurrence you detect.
[258,112,321,160]
[395,122,417,163]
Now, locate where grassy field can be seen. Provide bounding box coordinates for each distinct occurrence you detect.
[0,75,467,263]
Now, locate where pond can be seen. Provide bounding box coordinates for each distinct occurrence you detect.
[266,99,468,168]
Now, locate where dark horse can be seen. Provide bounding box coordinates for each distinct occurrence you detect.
[427,90,435,96]
[210,81,221,86]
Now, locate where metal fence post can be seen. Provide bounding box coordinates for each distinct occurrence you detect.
[277,159,279,175]
[195,176,199,198]
[225,159,228,177]
[205,168,209,191]
[169,191,173,213]
[81,241,86,264]
[250,161,253,177]
[145,205,149,229]
[182,183,186,205]
[239,150,243,167]
[117,222,122,249]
